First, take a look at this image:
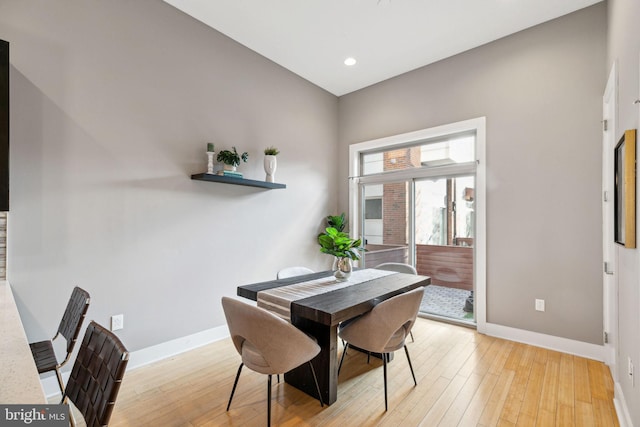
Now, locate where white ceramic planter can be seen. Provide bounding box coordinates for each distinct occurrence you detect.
[264,155,277,182]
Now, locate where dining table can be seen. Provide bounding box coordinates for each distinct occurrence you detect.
[237,268,430,405]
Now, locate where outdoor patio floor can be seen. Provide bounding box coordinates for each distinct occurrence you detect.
[420,284,474,322]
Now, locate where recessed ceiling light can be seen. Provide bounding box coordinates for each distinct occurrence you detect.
[344,57,357,66]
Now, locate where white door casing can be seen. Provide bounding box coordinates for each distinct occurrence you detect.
[602,62,618,378]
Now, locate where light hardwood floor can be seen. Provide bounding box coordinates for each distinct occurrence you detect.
[100,318,617,427]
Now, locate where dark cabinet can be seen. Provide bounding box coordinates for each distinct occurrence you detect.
[0,40,8,211]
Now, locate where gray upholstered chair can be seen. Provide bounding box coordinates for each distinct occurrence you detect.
[222,297,323,427]
[62,321,129,427]
[276,266,314,279]
[374,262,418,341]
[338,286,424,411]
[30,286,91,395]
[375,262,418,275]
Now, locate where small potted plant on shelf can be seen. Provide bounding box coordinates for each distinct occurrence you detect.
[264,146,279,156]
[317,214,365,281]
[217,147,248,173]
[263,146,279,182]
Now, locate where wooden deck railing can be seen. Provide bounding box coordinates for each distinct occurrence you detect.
[416,244,473,291]
[364,243,473,291]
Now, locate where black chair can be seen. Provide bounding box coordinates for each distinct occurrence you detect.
[62,321,129,427]
[30,286,90,394]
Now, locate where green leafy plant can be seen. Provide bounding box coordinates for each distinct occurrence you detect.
[317,227,365,260]
[264,146,280,156]
[326,213,346,232]
[318,213,365,260]
[217,147,248,167]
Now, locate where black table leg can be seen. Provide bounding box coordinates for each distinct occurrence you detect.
[285,315,337,405]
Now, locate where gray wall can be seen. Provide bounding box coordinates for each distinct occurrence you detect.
[338,4,606,344]
[607,0,640,424]
[1,0,338,351]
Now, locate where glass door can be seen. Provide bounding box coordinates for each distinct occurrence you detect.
[357,131,477,326]
[350,118,485,330]
[415,176,475,324]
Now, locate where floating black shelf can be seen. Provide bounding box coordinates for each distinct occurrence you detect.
[190,173,286,189]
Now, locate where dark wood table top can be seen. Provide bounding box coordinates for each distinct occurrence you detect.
[237,269,431,326]
[237,271,331,300]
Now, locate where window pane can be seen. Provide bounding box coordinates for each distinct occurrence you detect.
[455,176,475,245]
[364,198,382,219]
[415,179,447,245]
[415,176,475,246]
[361,133,475,176]
[362,182,409,265]
[362,152,384,175]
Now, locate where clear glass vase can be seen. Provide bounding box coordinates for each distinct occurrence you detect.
[332,257,353,281]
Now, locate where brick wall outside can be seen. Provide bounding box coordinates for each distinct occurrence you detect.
[382,147,420,244]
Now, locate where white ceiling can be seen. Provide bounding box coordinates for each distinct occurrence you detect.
[163,0,602,96]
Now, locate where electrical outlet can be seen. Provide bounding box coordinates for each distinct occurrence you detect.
[535,299,545,312]
[111,314,124,331]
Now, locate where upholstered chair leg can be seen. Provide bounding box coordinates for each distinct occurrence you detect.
[383,353,388,411]
[227,363,244,411]
[338,343,349,375]
[404,345,417,386]
[410,331,415,342]
[308,361,324,407]
[277,374,280,383]
[267,375,272,427]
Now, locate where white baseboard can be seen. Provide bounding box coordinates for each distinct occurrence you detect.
[42,325,229,399]
[126,325,229,370]
[614,382,633,427]
[484,322,604,361]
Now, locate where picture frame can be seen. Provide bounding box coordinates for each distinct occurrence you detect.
[614,129,636,248]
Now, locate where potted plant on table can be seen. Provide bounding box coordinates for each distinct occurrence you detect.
[217,147,248,172]
[317,218,365,281]
[263,146,279,182]
[326,213,346,232]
